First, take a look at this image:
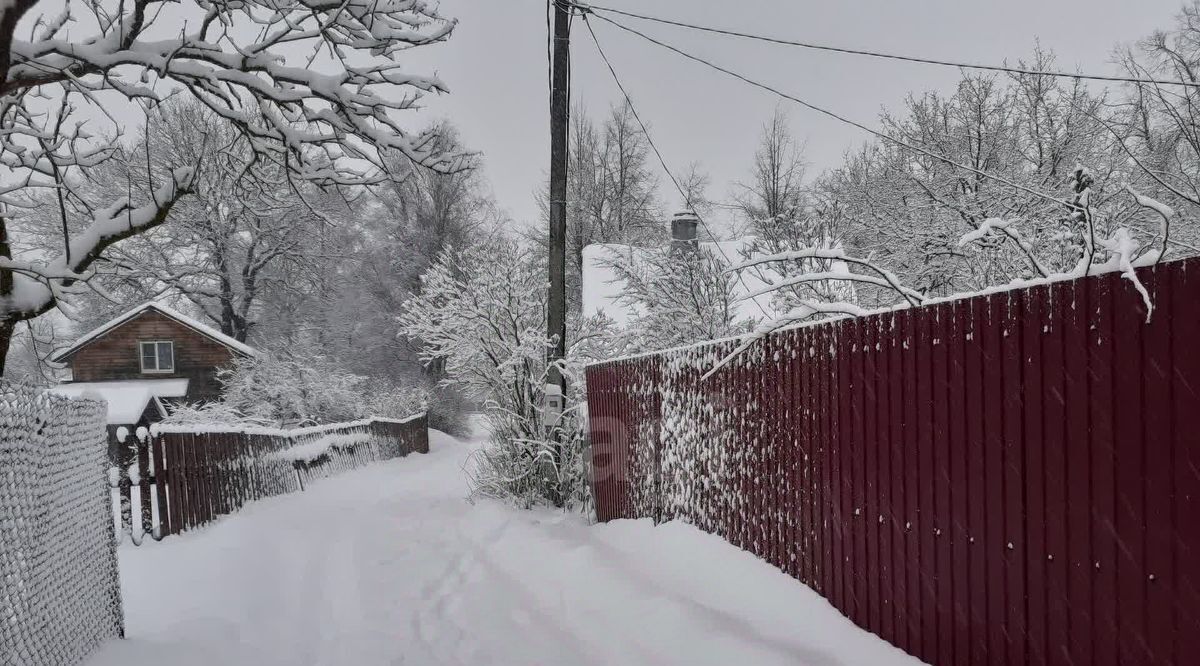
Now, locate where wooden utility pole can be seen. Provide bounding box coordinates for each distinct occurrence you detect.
[547,0,570,389]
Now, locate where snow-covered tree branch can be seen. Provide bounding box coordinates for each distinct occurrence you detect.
[0,0,464,373]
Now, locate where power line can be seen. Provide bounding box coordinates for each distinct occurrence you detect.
[571,1,1200,90]
[580,13,773,319]
[585,11,1074,217]
[584,11,1090,277]
[578,5,1196,280]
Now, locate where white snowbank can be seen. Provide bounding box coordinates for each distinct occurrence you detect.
[48,379,188,425]
[86,427,923,666]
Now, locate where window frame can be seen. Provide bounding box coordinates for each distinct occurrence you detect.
[138,340,175,374]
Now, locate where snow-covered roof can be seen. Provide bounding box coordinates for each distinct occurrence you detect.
[48,378,190,425]
[582,244,647,327]
[50,301,257,362]
[582,238,853,327]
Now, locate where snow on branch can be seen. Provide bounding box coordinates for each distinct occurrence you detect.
[0,167,193,320]
[3,0,465,180]
[701,299,868,380]
[739,270,911,304]
[731,246,926,306]
[695,245,921,378]
[709,189,1171,376]
[955,216,1052,279]
[957,217,1018,247]
[0,0,466,333]
[1093,228,1156,322]
[1126,186,1174,262]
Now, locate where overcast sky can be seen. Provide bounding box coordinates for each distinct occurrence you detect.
[403,0,1187,233]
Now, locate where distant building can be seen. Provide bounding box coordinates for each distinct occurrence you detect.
[583,210,853,328]
[49,302,256,432]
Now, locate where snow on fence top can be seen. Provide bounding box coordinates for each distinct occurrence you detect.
[0,383,123,664]
[587,250,1177,369]
[120,413,430,540]
[150,413,426,437]
[269,432,375,464]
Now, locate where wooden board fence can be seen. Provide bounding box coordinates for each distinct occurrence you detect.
[113,415,428,542]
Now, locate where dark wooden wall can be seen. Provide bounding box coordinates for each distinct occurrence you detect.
[68,310,239,399]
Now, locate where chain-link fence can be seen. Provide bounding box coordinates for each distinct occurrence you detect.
[1,383,123,666]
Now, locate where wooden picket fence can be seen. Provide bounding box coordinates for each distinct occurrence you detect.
[586,256,1200,666]
[112,414,428,542]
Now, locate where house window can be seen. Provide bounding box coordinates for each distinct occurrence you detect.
[139,341,175,373]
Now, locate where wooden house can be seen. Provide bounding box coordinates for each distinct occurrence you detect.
[49,302,257,431]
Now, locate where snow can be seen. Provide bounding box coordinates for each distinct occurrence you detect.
[151,413,423,437]
[957,217,1018,247]
[1,171,194,319]
[270,433,370,464]
[1096,228,1154,320]
[51,301,257,362]
[49,378,189,425]
[85,424,923,666]
[1126,186,1175,221]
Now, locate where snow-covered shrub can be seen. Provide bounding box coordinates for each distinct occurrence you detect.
[400,241,615,509]
[156,401,276,429]
[464,358,592,510]
[162,351,427,429]
[217,353,372,426]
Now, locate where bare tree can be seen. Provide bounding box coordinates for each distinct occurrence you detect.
[735,107,811,242]
[722,50,1178,372]
[678,162,714,222]
[735,107,848,314]
[604,244,753,351]
[1109,1,1200,256]
[536,103,662,310]
[82,99,342,342]
[825,54,1123,299]
[0,0,463,374]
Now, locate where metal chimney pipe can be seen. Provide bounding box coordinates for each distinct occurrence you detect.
[671,210,700,251]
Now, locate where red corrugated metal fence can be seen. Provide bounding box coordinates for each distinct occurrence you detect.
[585,257,1200,666]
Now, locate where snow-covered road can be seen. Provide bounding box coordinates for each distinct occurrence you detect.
[86,428,923,666]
